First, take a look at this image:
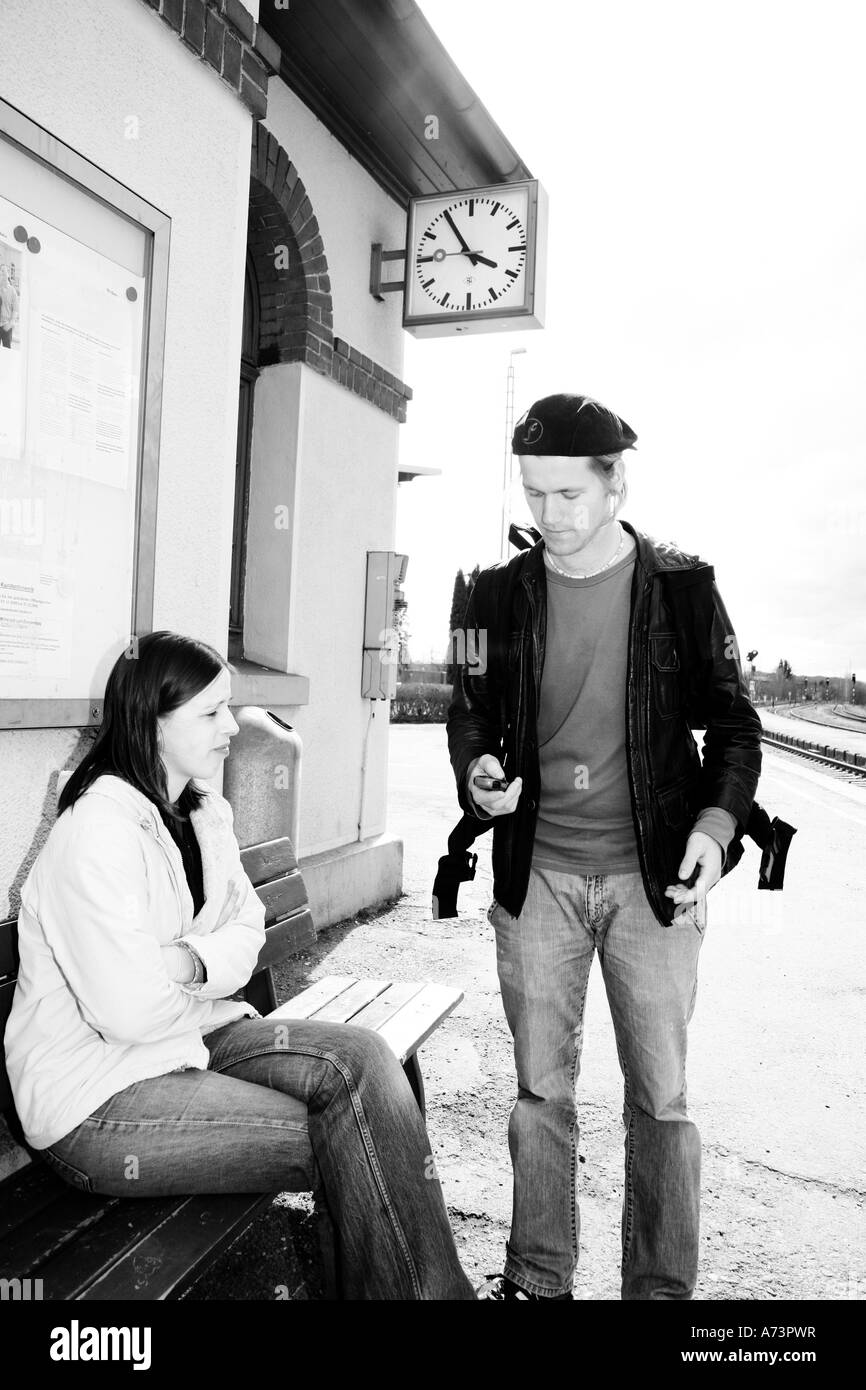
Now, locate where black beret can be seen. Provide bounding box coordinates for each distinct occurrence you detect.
[512,393,637,456]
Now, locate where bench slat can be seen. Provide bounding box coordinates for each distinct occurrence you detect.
[78,1194,271,1301]
[257,871,309,925]
[51,1194,270,1301]
[341,981,426,1032]
[311,978,390,1023]
[0,1187,122,1275]
[20,1194,212,1298]
[0,1162,69,1241]
[240,838,299,885]
[254,910,316,970]
[267,976,358,1021]
[376,984,464,1065]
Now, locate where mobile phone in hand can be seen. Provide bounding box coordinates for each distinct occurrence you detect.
[473,775,509,791]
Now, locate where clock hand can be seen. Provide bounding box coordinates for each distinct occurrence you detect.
[417,250,484,263]
[472,253,498,269]
[443,210,478,264]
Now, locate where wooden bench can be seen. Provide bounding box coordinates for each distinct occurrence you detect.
[0,835,463,1300]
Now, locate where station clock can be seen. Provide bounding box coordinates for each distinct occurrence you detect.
[402,179,547,338]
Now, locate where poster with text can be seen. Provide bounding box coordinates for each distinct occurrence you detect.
[0,188,145,702]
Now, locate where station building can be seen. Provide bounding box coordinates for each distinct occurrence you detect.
[0,0,530,928]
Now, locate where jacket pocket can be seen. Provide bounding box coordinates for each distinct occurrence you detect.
[657,777,694,829]
[650,633,682,720]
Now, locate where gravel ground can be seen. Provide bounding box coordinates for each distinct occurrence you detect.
[194,725,865,1301]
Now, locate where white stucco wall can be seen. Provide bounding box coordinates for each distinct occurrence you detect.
[0,0,252,913]
[246,86,408,856]
[264,367,400,854]
[262,83,407,376]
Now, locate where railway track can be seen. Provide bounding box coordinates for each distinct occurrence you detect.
[769,703,866,734]
[761,730,866,782]
[833,703,866,725]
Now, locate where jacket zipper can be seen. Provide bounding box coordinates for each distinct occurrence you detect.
[141,817,187,929]
[525,577,538,773]
[626,571,656,911]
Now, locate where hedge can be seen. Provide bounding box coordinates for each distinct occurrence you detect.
[390,682,453,722]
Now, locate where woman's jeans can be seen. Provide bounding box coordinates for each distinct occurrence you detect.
[41,1017,475,1301]
[490,866,705,1301]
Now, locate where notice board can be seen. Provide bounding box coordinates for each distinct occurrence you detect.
[0,100,169,728]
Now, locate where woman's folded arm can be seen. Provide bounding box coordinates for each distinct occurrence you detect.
[34,816,216,1046]
[176,796,266,999]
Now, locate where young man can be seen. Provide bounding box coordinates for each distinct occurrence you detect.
[447,393,762,1300]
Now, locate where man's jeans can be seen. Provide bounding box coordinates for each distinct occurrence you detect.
[41,1017,475,1301]
[490,866,705,1300]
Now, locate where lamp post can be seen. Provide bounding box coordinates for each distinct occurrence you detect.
[501,348,527,560]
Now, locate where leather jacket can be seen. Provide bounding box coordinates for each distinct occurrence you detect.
[446,522,763,926]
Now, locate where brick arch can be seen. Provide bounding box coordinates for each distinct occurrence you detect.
[247,125,333,373]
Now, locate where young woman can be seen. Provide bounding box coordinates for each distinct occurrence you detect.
[4,632,474,1300]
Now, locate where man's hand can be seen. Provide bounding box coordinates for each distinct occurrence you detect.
[466,754,522,819]
[665,831,722,919]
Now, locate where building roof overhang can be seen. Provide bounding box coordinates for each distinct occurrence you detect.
[398,464,442,482]
[261,0,532,207]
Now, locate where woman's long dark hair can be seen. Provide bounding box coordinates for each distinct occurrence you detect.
[58,632,230,825]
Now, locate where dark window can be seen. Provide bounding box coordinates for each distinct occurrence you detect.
[228,256,260,660]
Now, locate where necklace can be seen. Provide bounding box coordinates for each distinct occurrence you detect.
[544,526,627,579]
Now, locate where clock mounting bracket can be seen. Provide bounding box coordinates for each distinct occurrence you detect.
[370,242,406,300]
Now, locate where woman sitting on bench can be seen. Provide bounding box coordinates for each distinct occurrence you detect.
[4,632,474,1300]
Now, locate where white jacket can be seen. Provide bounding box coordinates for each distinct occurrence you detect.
[4,774,266,1150]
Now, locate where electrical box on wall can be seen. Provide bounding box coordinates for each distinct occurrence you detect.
[362,550,408,699]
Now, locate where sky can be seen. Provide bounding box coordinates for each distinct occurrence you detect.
[396,0,866,679]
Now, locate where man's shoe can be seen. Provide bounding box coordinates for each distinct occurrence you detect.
[476,1274,532,1300]
[475,1273,572,1300]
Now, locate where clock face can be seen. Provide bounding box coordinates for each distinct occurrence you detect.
[411,190,529,315]
[400,179,546,337]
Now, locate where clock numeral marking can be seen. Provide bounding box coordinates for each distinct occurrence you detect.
[421,278,435,290]
[468,199,475,216]
[506,218,520,230]
[423,230,436,241]
[441,291,450,306]
[508,245,526,252]
[506,269,519,280]
[489,289,499,301]
[491,202,501,216]
[465,292,472,310]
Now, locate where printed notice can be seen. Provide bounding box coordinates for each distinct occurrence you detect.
[0,229,26,461]
[0,176,145,708]
[0,560,73,681]
[21,217,144,491]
